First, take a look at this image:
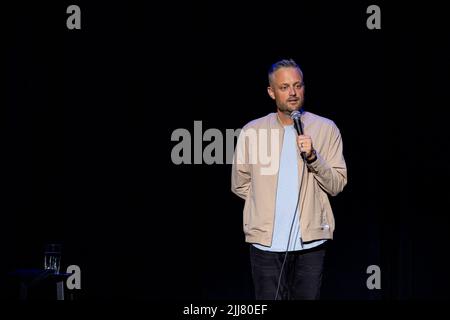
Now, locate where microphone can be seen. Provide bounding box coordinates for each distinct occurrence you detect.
[290,110,304,135]
[290,110,306,160]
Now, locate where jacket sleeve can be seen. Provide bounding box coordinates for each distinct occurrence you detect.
[306,123,347,196]
[231,129,251,200]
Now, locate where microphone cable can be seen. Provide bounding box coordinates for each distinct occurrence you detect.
[274,152,307,300]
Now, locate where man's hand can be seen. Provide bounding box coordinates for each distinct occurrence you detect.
[297,135,316,161]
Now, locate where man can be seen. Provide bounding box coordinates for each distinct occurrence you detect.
[231,59,347,300]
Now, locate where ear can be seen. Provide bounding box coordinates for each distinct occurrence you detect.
[267,86,275,100]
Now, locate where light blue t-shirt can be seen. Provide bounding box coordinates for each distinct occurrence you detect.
[253,125,326,252]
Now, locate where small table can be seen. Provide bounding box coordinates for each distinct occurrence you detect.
[9,269,70,300]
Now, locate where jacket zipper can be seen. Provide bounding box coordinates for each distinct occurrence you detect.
[298,153,309,249]
[270,126,282,248]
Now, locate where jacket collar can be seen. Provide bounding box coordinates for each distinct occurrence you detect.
[272,108,306,128]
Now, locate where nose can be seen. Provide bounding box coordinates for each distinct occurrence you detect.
[288,86,297,96]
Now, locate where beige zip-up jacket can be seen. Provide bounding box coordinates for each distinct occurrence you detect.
[231,111,347,246]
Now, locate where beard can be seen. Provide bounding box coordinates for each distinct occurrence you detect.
[277,98,303,115]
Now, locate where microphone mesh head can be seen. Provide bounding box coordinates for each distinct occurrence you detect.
[290,110,302,120]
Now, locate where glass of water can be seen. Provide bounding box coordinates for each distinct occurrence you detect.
[44,243,62,273]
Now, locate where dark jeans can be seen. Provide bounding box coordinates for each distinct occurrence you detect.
[249,243,327,300]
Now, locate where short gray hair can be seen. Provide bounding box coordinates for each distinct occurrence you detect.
[268,59,304,85]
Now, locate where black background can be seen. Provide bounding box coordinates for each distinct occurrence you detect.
[3,0,450,301]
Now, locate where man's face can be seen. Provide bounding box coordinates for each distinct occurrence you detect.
[267,67,304,115]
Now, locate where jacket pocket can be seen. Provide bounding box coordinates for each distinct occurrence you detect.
[315,182,329,229]
[243,184,252,232]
